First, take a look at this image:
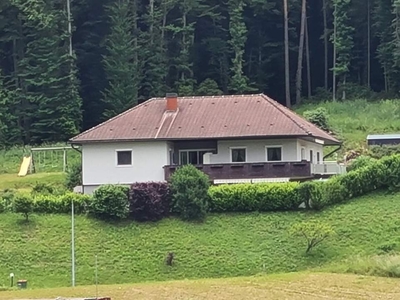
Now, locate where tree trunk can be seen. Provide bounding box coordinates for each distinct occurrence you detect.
[305,15,311,99]
[367,0,371,88]
[342,75,346,100]
[149,0,154,44]
[283,0,291,108]
[295,0,307,105]
[323,0,328,91]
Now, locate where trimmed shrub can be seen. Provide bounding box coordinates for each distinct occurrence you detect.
[208,182,301,212]
[33,192,92,214]
[295,181,324,210]
[129,182,171,222]
[170,165,210,221]
[303,107,330,131]
[90,184,129,220]
[65,163,82,190]
[347,155,377,172]
[321,177,348,206]
[13,194,34,221]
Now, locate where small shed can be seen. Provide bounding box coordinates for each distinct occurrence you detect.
[367,134,400,146]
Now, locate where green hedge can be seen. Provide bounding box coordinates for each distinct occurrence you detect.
[33,193,92,214]
[208,154,400,212]
[208,182,301,212]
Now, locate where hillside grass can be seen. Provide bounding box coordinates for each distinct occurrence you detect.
[296,99,400,150]
[2,273,400,300]
[0,191,399,289]
[0,173,66,191]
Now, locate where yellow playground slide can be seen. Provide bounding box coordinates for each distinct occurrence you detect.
[18,156,32,177]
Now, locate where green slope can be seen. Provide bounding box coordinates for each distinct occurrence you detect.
[296,99,400,150]
[0,191,398,289]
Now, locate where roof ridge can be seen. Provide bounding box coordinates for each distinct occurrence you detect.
[260,94,312,135]
[152,94,261,100]
[70,98,158,141]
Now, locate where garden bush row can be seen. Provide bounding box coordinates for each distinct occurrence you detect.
[2,154,399,221]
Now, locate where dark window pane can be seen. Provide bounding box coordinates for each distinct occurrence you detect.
[232,148,246,162]
[317,152,320,163]
[188,151,198,164]
[310,150,314,163]
[117,151,132,165]
[180,152,188,165]
[267,147,282,161]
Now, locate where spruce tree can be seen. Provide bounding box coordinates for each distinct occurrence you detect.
[15,0,82,143]
[332,0,354,99]
[102,0,141,119]
[228,0,251,93]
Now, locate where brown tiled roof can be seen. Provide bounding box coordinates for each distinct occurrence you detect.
[70,94,340,144]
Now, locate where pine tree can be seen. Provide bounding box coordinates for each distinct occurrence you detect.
[102,0,141,119]
[332,0,354,99]
[373,0,395,92]
[0,72,21,146]
[228,0,251,93]
[16,0,82,143]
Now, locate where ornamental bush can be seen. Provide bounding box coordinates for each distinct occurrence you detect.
[169,165,210,221]
[129,182,171,222]
[91,184,130,220]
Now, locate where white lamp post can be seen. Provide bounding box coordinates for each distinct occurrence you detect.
[66,0,76,288]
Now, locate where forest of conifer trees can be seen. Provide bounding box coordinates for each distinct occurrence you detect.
[0,0,399,146]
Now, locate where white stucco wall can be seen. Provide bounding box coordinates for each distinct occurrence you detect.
[209,139,299,163]
[82,141,169,188]
[297,139,324,163]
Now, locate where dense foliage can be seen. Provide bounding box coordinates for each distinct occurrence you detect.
[303,107,331,131]
[208,182,301,212]
[91,184,130,220]
[169,165,210,221]
[1,0,400,146]
[129,182,171,222]
[13,194,34,221]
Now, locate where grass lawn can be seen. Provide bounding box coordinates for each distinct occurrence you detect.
[2,272,400,300]
[0,191,399,289]
[295,99,400,150]
[0,173,66,191]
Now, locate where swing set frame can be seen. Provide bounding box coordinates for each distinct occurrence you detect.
[30,146,74,174]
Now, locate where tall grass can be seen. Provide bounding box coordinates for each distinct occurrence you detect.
[343,255,400,278]
[296,99,400,150]
[0,143,80,174]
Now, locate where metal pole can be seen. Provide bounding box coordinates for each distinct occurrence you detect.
[67,0,76,288]
[63,149,67,172]
[72,199,75,287]
[95,254,98,299]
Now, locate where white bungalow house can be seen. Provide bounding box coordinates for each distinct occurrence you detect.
[69,93,346,194]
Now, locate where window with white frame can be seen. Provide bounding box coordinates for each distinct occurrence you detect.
[317,152,321,164]
[179,150,213,165]
[116,150,132,166]
[231,148,246,163]
[266,146,282,161]
[301,147,306,160]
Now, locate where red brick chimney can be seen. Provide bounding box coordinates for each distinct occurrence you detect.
[166,93,178,111]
